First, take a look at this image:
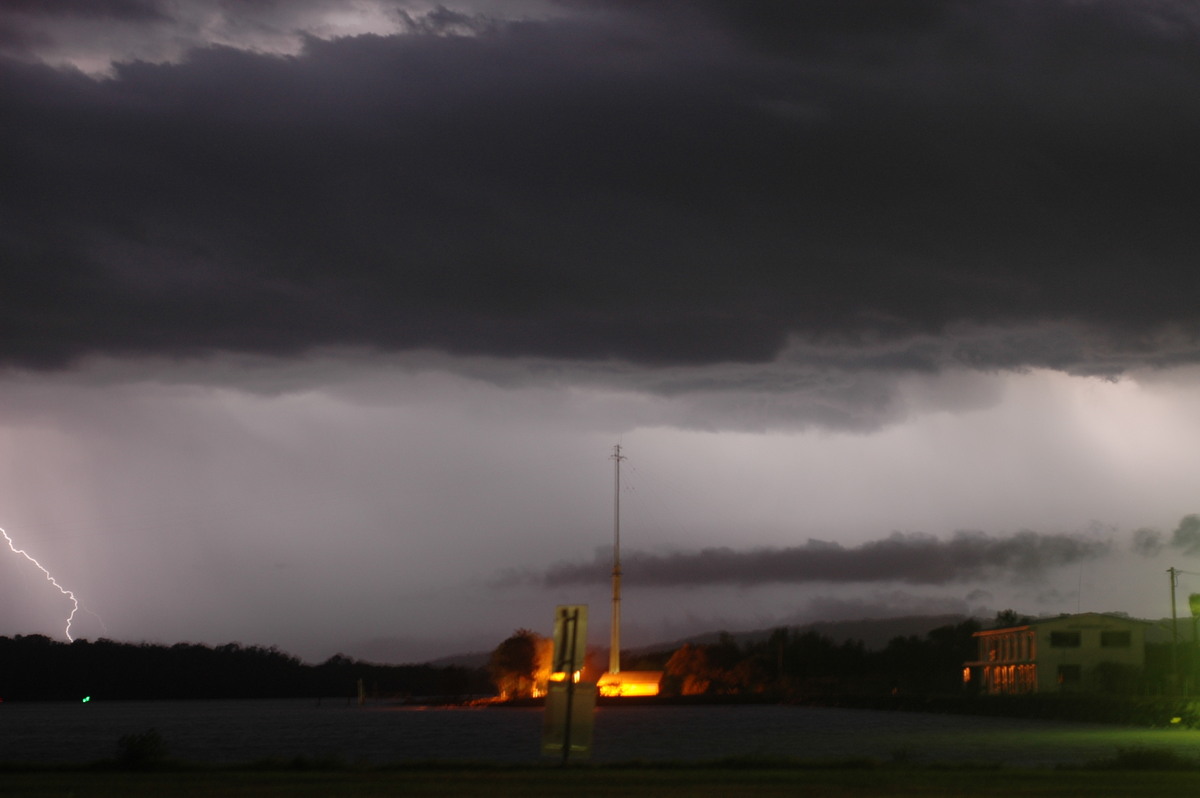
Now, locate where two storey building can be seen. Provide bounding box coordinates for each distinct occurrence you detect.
[964,612,1147,694]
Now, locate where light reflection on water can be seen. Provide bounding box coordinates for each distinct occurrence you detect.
[1,700,1198,766]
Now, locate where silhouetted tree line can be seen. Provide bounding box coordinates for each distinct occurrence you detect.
[649,621,1192,700]
[651,620,984,698]
[0,635,492,701]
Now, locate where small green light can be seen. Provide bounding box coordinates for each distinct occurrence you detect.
[82,696,91,703]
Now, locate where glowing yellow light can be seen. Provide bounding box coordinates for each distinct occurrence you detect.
[597,671,661,697]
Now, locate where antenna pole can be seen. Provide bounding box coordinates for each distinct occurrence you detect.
[610,444,625,674]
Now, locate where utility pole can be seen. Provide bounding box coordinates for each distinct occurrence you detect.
[1169,567,1179,693]
[610,444,625,675]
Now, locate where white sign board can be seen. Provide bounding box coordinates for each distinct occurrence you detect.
[551,604,588,675]
[543,604,593,761]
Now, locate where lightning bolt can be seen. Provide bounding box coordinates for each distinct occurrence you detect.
[1,525,83,641]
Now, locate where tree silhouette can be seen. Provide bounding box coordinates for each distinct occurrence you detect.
[488,628,542,700]
[0,635,490,701]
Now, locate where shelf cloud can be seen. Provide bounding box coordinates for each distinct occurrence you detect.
[4,1,1200,662]
[3,0,1200,379]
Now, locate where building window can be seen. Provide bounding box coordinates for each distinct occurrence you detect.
[1057,664,1082,684]
[1050,631,1081,648]
[1100,631,1131,648]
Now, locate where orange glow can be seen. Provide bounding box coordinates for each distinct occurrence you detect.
[596,671,662,697]
[530,637,554,698]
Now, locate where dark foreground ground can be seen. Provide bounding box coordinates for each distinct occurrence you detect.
[5,765,1200,797]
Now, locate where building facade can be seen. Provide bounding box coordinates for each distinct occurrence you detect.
[964,612,1147,694]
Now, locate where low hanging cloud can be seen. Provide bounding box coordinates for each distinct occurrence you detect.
[537,530,1111,589]
[1131,515,1200,557]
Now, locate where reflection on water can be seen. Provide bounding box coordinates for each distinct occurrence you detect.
[1,700,1198,766]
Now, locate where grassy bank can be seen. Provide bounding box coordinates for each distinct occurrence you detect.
[5,760,1200,797]
[806,693,1200,727]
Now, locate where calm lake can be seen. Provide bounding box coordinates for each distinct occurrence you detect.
[2,700,1199,767]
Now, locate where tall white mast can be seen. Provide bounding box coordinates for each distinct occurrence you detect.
[609,444,625,674]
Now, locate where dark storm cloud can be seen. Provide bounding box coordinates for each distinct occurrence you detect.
[1131,527,1164,557]
[1130,515,1200,557]
[0,0,166,55]
[4,1,1200,370]
[0,0,164,20]
[1171,515,1200,556]
[534,530,1110,588]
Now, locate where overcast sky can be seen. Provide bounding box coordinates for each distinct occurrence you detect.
[4,0,1200,664]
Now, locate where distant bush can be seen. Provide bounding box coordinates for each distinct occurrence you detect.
[115,729,168,769]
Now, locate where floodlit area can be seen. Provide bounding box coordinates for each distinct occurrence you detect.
[597,671,663,697]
